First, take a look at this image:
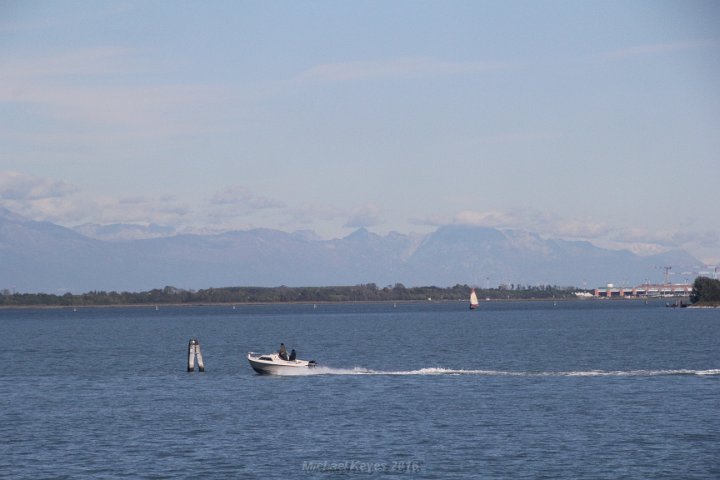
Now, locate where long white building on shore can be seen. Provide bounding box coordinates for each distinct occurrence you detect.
[594,283,692,298]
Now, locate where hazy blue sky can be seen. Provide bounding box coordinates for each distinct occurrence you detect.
[1,1,719,264]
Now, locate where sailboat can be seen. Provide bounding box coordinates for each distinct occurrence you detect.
[469,288,479,310]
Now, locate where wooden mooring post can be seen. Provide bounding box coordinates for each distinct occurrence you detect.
[187,338,205,372]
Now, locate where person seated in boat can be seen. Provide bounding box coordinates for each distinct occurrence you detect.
[289,349,296,361]
[278,343,289,361]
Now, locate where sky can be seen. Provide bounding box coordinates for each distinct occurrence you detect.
[1,0,719,265]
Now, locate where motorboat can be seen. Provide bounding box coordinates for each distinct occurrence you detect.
[247,351,317,375]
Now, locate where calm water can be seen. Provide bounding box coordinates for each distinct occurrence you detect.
[2,300,718,479]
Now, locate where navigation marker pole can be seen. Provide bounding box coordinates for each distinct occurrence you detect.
[187,338,205,372]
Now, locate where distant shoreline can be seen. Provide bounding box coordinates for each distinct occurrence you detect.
[0,299,525,309]
[0,297,702,309]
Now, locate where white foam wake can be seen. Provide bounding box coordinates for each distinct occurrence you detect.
[273,366,720,377]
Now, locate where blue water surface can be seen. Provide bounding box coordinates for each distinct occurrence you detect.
[1,300,718,479]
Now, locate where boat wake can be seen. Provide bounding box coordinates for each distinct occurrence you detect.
[274,366,720,377]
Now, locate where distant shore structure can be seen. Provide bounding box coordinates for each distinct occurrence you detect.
[594,283,692,298]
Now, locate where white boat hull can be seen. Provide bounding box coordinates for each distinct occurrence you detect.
[247,352,317,375]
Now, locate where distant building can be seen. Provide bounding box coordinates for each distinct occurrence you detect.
[593,283,692,298]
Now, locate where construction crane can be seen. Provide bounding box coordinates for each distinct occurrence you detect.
[660,266,672,285]
[653,265,717,285]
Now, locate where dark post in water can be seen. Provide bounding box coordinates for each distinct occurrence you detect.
[187,338,205,372]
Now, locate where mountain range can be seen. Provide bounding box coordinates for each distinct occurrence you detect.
[0,207,700,293]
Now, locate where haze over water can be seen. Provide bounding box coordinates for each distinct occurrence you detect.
[2,300,718,478]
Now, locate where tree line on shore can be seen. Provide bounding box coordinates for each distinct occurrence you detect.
[0,283,584,307]
[690,277,720,305]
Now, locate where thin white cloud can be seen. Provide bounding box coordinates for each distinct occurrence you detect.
[210,186,285,209]
[0,47,244,141]
[2,196,95,225]
[473,131,560,145]
[599,40,718,60]
[279,202,347,228]
[416,208,618,244]
[414,209,589,235]
[1,83,237,137]
[0,16,56,34]
[610,227,720,251]
[344,204,384,229]
[0,171,77,200]
[89,195,192,226]
[298,56,512,83]
[444,209,520,229]
[204,186,288,229]
[549,219,612,240]
[416,209,610,239]
[0,47,139,81]
[0,172,194,228]
[0,1,132,36]
[118,196,154,205]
